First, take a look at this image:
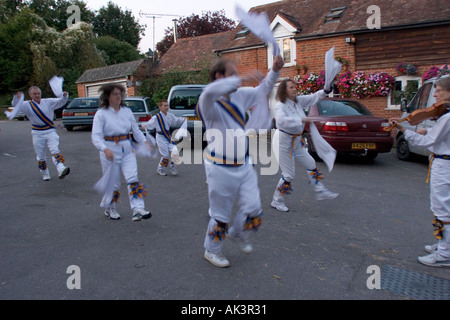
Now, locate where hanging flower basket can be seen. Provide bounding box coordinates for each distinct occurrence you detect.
[336,56,349,71]
[294,60,308,75]
[396,61,418,75]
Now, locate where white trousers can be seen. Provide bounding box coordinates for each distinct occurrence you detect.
[203,160,262,254]
[31,129,65,172]
[273,131,321,202]
[99,140,144,211]
[429,158,450,258]
[156,133,176,169]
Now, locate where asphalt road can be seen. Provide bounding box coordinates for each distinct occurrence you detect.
[0,119,448,305]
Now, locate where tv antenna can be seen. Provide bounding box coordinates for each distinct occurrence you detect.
[139,11,182,53]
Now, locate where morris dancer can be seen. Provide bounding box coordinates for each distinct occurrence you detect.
[145,99,185,176]
[92,84,152,222]
[7,86,70,181]
[270,78,338,212]
[390,77,450,267]
[197,55,284,267]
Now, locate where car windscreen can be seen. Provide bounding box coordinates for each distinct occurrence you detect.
[66,99,99,109]
[169,89,203,110]
[124,100,145,112]
[318,100,373,116]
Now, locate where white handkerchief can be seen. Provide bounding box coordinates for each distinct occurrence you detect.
[5,92,25,120]
[174,120,188,140]
[135,127,159,158]
[325,47,342,91]
[309,122,336,172]
[49,76,64,98]
[93,161,117,208]
[235,4,280,56]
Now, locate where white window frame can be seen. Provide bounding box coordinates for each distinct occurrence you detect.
[268,15,297,69]
[387,75,422,110]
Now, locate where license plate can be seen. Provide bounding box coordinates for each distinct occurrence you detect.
[76,112,88,116]
[352,143,376,150]
[185,116,198,120]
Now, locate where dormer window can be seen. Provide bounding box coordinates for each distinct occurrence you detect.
[324,7,347,23]
[235,27,250,39]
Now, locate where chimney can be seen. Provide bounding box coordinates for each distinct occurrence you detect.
[173,19,178,43]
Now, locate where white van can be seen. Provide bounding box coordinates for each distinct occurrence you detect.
[395,75,448,160]
[167,85,206,139]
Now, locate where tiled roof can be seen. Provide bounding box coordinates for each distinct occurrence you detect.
[76,59,145,84]
[153,31,233,74]
[216,0,450,52]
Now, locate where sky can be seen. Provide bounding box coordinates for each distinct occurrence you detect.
[84,0,280,53]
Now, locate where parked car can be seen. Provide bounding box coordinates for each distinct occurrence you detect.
[62,97,99,131]
[7,105,27,121]
[395,75,448,161]
[123,96,158,131]
[168,85,206,139]
[303,98,393,160]
[54,98,72,119]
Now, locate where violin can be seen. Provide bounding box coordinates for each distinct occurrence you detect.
[384,100,449,132]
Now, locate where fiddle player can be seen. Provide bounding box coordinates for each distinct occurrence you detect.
[390,76,450,267]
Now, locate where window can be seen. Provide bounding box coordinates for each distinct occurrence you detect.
[387,76,421,109]
[282,38,291,62]
[324,7,347,23]
[268,37,295,67]
[268,15,297,69]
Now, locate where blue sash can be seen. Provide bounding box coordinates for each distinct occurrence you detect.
[196,99,246,129]
[29,101,55,131]
[156,113,174,144]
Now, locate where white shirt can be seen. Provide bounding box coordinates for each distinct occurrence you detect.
[145,112,185,133]
[198,69,280,162]
[404,112,450,155]
[18,97,68,129]
[275,90,327,135]
[91,106,146,152]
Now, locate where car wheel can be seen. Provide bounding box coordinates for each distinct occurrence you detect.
[396,134,411,161]
[65,126,74,131]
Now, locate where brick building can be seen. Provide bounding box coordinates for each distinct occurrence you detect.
[212,0,450,119]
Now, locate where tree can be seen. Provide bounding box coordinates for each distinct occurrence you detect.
[157,10,235,56]
[0,0,25,23]
[27,0,95,31]
[92,1,145,48]
[0,8,105,96]
[0,8,36,91]
[93,36,143,65]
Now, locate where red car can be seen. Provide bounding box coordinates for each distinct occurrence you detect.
[303,98,393,160]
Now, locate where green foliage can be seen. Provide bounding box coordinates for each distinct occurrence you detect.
[0,8,36,91]
[93,1,145,48]
[93,36,143,65]
[0,0,145,97]
[27,0,95,31]
[139,69,209,101]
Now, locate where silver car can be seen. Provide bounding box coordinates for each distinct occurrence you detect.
[123,96,158,131]
[168,85,206,139]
